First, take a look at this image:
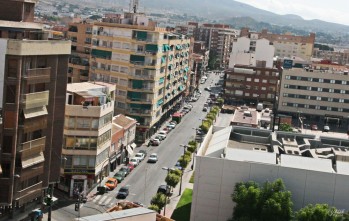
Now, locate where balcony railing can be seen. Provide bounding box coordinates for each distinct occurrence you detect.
[24,68,51,79]
[21,91,49,110]
[16,181,42,201]
[19,137,46,153]
[129,109,152,115]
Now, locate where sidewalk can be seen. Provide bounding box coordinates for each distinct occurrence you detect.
[164,159,195,218]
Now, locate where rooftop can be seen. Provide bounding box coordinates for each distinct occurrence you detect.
[79,207,155,221]
[66,82,114,93]
[113,114,137,129]
[231,109,258,127]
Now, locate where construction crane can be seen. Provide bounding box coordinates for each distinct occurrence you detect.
[129,0,139,13]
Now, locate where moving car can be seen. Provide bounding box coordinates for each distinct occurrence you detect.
[323,125,330,132]
[105,178,117,190]
[135,152,145,162]
[113,171,125,183]
[119,167,130,176]
[147,153,158,163]
[129,157,140,167]
[116,186,129,199]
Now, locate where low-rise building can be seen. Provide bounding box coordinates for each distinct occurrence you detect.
[278,65,349,128]
[60,82,115,197]
[191,126,349,221]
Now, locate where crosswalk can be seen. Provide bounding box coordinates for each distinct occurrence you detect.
[91,194,116,207]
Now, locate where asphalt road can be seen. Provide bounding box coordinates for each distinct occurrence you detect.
[50,72,223,220]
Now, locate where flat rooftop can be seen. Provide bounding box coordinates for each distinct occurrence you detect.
[231,109,258,127]
[67,82,115,93]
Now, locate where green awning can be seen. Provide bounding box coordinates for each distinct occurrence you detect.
[184,67,189,72]
[167,74,173,80]
[132,80,143,89]
[136,31,148,41]
[168,64,173,70]
[145,44,159,52]
[157,98,164,107]
[159,77,165,84]
[127,91,142,101]
[180,69,184,73]
[175,45,182,50]
[172,89,177,95]
[166,83,171,89]
[175,53,180,58]
[130,55,145,62]
[181,52,185,57]
[130,103,151,110]
[161,56,166,64]
[178,85,185,91]
[169,55,174,61]
[163,44,170,52]
[184,75,188,81]
[91,49,111,59]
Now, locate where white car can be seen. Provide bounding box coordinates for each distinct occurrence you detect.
[167,123,176,129]
[135,153,145,162]
[147,153,158,163]
[129,157,140,167]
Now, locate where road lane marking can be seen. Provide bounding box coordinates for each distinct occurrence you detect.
[92,195,102,203]
[98,195,108,203]
[103,197,113,205]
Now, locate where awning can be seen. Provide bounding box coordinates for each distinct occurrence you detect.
[176,45,182,50]
[126,145,134,156]
[22,152,45,169]
[161,56,166,64]
[23,106,48,119]
[145,44,159,52]
[131,143,137,149]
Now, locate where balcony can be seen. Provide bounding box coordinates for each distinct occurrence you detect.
[18,137,46,158]
[23,68,51,83]
[128,109,152,116]
[65,101,114,118]
[21,91,49,110]
[16,182,43,204]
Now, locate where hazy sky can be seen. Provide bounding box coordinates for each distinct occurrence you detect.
[235,0,349,26]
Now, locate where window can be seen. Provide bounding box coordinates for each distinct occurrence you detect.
[329,88,334,93]
[254,78,260,82]
[339,98,344,103]
[317,88,322,92]
[315,105,320,110]
[117,102,126,109]
[262,79,267,83]
[293,103,298,107]
[118,90,127,97]
[327,98,333,102]
[296,76,301,80]
[319,78,324,83]
[245,93,250,96]
[304,104,309,109]
[283,93,288,97]
[284,84,289,88]
[282,102,287,106]
[316,96,321,101]
[330,80,335,84]
[327,107,332,111]
[340,90,345,94]
[246,78,251,82]
[76,118,90,129]
[338,108,343,112]
[308,77,313,81]
[261,87,266,91]
[342,81,347,85]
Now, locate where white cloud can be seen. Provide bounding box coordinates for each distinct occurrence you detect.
[234,0,349,26]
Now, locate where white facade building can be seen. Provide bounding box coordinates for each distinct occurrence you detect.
[229,37,275,68]
[190,126,349,221]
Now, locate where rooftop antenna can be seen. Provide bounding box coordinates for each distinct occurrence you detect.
[129,0,139,13]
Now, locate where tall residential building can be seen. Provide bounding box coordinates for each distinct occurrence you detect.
[60,82,115,197]
[224,65,280,106]
[312,48,349,66]
[67,21,93,83]
[68,12,191,142]
[240,28,315,61]
[0,0,71,217]
[278,64,349,128]
[229,36,275,68]
[192,24,239,68]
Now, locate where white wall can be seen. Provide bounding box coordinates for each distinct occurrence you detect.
[255,38,275,68]
[0,39,8,109]
[191,156,349,221]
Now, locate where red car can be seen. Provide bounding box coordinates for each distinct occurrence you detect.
[127,163,135,171]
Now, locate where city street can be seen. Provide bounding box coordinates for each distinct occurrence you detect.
[49,72,223,220]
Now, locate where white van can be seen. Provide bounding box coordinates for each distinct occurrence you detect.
[256,103,263,112]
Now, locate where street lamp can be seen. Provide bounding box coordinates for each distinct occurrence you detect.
[161,167,173,216]
[179,145,188,196]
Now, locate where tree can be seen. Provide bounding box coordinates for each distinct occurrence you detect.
[296,204,344,221]
[178,154,191,168]
[217,98,224,107]
[231,179,293,221]
[165,173,180,189]
[279,123,293,132]
[170,169,182,177]
[148,204,160,213]
[151,193,167,209]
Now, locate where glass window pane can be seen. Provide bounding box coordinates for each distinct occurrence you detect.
[66,137,75,148]
[88,157,95,167]
[73,157,80,166]
[80,156,87,166]
[91,119,99,129]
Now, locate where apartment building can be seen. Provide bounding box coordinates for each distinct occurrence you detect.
[67,21,93,83]
[0,0,71,217]
[175,22,199,36]
[224,65,280,106]
[193,24,239,68]
[240,28,315,61]
[191,126,349,221]
[111,114,137,169]
[68,12,190,142]
[278,65,349,127]
[229,36,275,68]
[313,48,349,65]
[60,82,115,197]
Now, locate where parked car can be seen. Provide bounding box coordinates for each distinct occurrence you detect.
[127,163,135,172]
[151,138,161,145]
[119,167,131,176]
[116,186,129,199]
[113,171,125,183]
[129,157,140,167]
[174,161,182,170]
[155,135,165,141]
[202,107,208,112]
[139,150,147,157]
[204,87,211,91]
[311,124,318,130]
[105,178,117,190]
[167,124,176,130]
[147,153,158,163]
[163,127,172,133]
[157,134,166,140]
[196,129,204,135]
[157,185,171,196]
[323,125,330,132]
[135,152,145,162]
